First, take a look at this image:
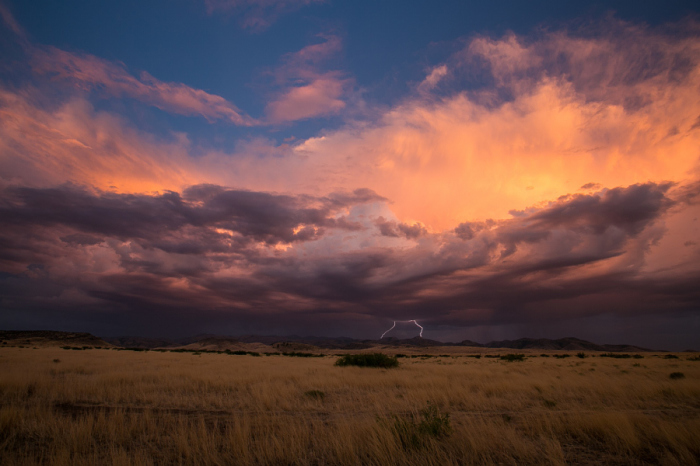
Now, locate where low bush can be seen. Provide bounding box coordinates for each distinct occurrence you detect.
[553,354,571,359]
[576,352,586,359]
[335,353,399,368]
[500,353,525,362]
[600,353,631,358]
[281,352,323,358]
[664,354,679,359]
[669,372,685,380]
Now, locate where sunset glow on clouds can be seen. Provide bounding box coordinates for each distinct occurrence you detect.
[1,1,699,348]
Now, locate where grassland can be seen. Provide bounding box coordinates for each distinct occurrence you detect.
[1,347,699,465]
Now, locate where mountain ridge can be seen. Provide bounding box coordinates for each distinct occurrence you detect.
[0,331,661,351]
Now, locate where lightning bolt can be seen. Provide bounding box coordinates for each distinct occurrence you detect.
[381,320,423,339]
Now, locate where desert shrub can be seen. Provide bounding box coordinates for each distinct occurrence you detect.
[543,399,557,408]
[395,354,407,358]
[304,390,325,400]
[334,353,399,368]
[576,352,586,359]
[664,354,679,359]
[223,350,261,356]
[600,353,631,358]
[687,355,700,361]
[553,354,571,359]
[391,403,451,449]
[540,354,550,357]
[282,352,322,358]
[484,354,500,358]
[669,372,685,379]
[500,353,525,362]
[52,359,60,363]
[633,354,644,359]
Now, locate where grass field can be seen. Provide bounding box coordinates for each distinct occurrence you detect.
[1,347,699,465]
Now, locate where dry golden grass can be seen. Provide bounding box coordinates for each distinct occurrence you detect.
[1,347,699,465]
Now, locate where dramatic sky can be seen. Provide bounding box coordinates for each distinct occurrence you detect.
[1,1,700,349]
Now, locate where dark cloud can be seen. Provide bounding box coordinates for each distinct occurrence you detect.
[0,184,382,248]
[375,217,427,239]
[0,181,698,350]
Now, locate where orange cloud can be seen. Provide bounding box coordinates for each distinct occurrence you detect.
[265,35,352,123]
[266,74,347,122]
[0,89,203,192]
[289,25,700,230]
[30,46,256,125]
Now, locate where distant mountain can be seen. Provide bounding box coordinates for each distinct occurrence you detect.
[484,337,652,352]
[103,336,181,348]
[0,330,111,347]
[1,330,658,352]
[376,336,446,347]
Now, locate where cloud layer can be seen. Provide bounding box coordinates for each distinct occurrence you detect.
[1,16,699,347]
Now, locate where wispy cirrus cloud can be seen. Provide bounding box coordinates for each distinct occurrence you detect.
[30,46,257,125]
[203,0,324,31]
[0,4,256,125]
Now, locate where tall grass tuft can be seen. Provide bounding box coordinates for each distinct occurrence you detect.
[391,402,452,449]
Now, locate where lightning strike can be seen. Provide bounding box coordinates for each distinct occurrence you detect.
[381,320,424,339]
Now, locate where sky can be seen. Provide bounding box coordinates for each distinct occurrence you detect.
[1,1,700,349]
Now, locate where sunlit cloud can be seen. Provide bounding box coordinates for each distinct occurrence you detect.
[265,35,353,123]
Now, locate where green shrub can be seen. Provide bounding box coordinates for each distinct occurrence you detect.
[335,353,399,368]
[392,403,451,449]
[500,353,525,362]
[664,354,679,359]
[669,372,685,379]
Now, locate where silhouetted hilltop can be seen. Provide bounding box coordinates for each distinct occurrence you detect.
[1,330,658,351]
[0,330,111,347]
[484,337,652,352]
